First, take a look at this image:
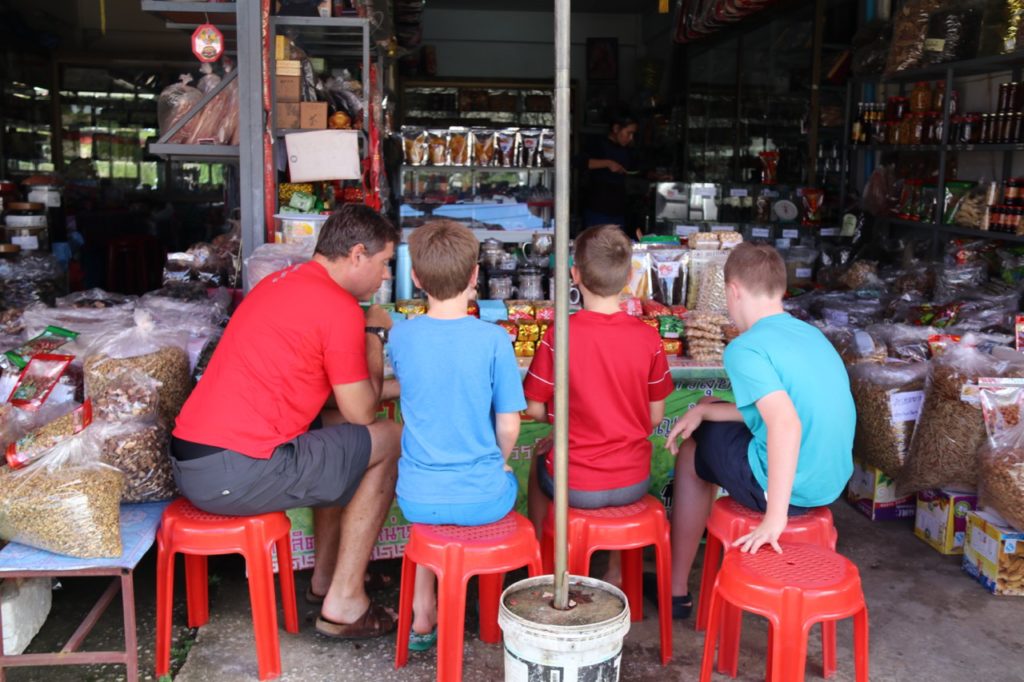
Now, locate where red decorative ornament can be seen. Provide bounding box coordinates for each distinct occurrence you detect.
[192,24,225,63]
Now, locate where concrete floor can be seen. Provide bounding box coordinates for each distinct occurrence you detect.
[5,499,1022,681]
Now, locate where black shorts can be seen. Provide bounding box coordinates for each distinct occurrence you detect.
[692,422,807,516]
[171,424,372,516]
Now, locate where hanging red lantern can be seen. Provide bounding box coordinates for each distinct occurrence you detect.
[192,24,225,63]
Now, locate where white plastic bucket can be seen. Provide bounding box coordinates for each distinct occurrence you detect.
[498,575,631,682]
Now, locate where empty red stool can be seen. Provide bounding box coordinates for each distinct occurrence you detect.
[155,498,299,681]
[394,511,542,682]
[699,543,869,682]
[540,494,672,665]
[697,497,838,678]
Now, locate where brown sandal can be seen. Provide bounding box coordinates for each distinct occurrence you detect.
[315,601,397,640]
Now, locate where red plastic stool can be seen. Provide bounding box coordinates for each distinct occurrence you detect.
[155,498,299,681]
[698,497,838,678]
[394,511,542,682]
[699,543,869,682]
[540,494,672,665]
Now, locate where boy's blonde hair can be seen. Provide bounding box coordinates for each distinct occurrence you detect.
[408,220,479,300]
[724,242,787,298]
[574,225,632,296]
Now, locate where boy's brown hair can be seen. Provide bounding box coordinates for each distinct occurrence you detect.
[408,219,479,300]
[724,242,787,298]
[574,225,632,296]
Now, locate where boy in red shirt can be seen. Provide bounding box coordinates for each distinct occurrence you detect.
[522,224,674,582]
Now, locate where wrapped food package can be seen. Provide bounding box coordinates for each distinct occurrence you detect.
[0,434,124,558]
[849,361,929,476]
[427,129,448,166]
[884,0,945,75]
[472,129,497,167]
[157,75,202,138]
[979,379,1024,531]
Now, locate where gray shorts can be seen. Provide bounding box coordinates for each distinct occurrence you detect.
[171,424,372,516]
[536,453,649,508]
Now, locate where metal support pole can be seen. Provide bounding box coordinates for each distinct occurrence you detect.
[807,0,826,184]
[238,0,267,269]
[552,0,572,611]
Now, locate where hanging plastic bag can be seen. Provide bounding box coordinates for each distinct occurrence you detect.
[157,74,203,138]
[849,361,929,477]
[0,433,124,558]
[884,0,945,75]
[196,62,222,94]
[83,310,192,424]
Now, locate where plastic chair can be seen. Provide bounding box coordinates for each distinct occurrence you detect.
[155,498,298,681]
[698,497,838,677]
[699,543,869,682]
[394,511,542,682]
[540,494,672,665]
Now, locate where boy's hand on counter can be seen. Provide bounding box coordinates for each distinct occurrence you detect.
[365,304,393,330]
[732,514,786,555]
[665,406,704,455]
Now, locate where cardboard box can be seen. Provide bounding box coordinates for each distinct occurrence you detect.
[914,489,978,554]
[275,59,301,76]
[275,74,300,103]
[276,102,300,130]
[299,102,328,129]
[963,509,1024,596]
[846,458,916,521]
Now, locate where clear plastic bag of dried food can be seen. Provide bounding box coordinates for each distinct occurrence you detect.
[91,368,161,423]
[157,75,202,138]
[849,360,929,477]
[0,433,124,558]
[84,310,192,425]
[898,340,1024,495]
[884,0,945,75]
[243,242,312,293]
[922,7,982,64]
[852,19,892,75]
[979,379,1024,531]
[91,418,175,504]
[935,262,988,302]
[0,252,66,309]
[867,323,937,362]
[55,288,137,311]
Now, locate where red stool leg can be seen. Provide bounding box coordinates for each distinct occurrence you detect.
[621,548,644,623]
[244,549,283,681]
[698,579,723,682]
[154,537,175,678]
[822,619,838,678]
[184,554,209,628]
[696,533,724,631]
[394,553,417,669]
[478,573,503,644]
[436,568,468,682]
[654,534,673,665]
[541,523,554,574]
[770,611,809,682]
[765,622,774,682]
[715,602,742,677]
[853,607,870,682]
[275,537,299,634]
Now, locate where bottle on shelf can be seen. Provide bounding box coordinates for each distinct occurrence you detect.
[910,82,932,113]
[851,103,864,145]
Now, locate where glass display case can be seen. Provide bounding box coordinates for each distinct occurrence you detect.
[401,79,554,129]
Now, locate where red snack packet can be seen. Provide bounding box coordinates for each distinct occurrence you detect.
[534,301,555,322]
[496,320,519,343]
[671,305,689,317]
[618,296,643,316]
[662,338,683,356]
[642,299,672,317]
[6,400,93,469]
[506,300,536,322]
[8,354,74,411]
[639,316,660,332]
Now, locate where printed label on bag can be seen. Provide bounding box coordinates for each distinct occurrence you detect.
[675,225,700,236]
[751,227,770,238]
[890,390,924,423]
[823,308,850,327]
[782,229,799,239]
[795,268,812,279]
[729,188,748,197]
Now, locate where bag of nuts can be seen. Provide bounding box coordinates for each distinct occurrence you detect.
[92,418,176,503]
[0,433,123,558]
[898,340,1024,496]
[84,310,192,425]
[979,379,1024,531]
[849,360,928,477]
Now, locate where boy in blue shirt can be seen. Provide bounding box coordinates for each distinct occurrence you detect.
[389,220,526,649]
[666,242,854,618]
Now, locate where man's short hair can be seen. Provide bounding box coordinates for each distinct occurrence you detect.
[574,224,631,297]
[724,242,787,298]
[315,204,400,260]
[407,220,479,301]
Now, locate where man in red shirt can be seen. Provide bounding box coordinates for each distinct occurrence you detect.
[172,204,402,639]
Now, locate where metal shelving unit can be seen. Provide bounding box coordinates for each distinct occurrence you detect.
[844,52,1024,245]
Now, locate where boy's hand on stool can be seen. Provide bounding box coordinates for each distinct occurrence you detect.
[733,514,786,554]
[665,406,704,455]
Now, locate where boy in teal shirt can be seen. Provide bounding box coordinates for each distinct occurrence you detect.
[666,242,854,618]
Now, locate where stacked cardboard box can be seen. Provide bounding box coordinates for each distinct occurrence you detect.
[275,59,302,129]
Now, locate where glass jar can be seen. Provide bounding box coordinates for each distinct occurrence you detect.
[961,114,981,144]
[932,81,945,114]
[1011,82,1024,113]
[999,112,1013,143]
[1012,112,1024,143]
[931,112,944,144]
[909,113,925,145]
[999,82,1012,112]
[1005,178,1024,207]
[910,82,932,113]
[980,113,995,143]
[898,115,916,145]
